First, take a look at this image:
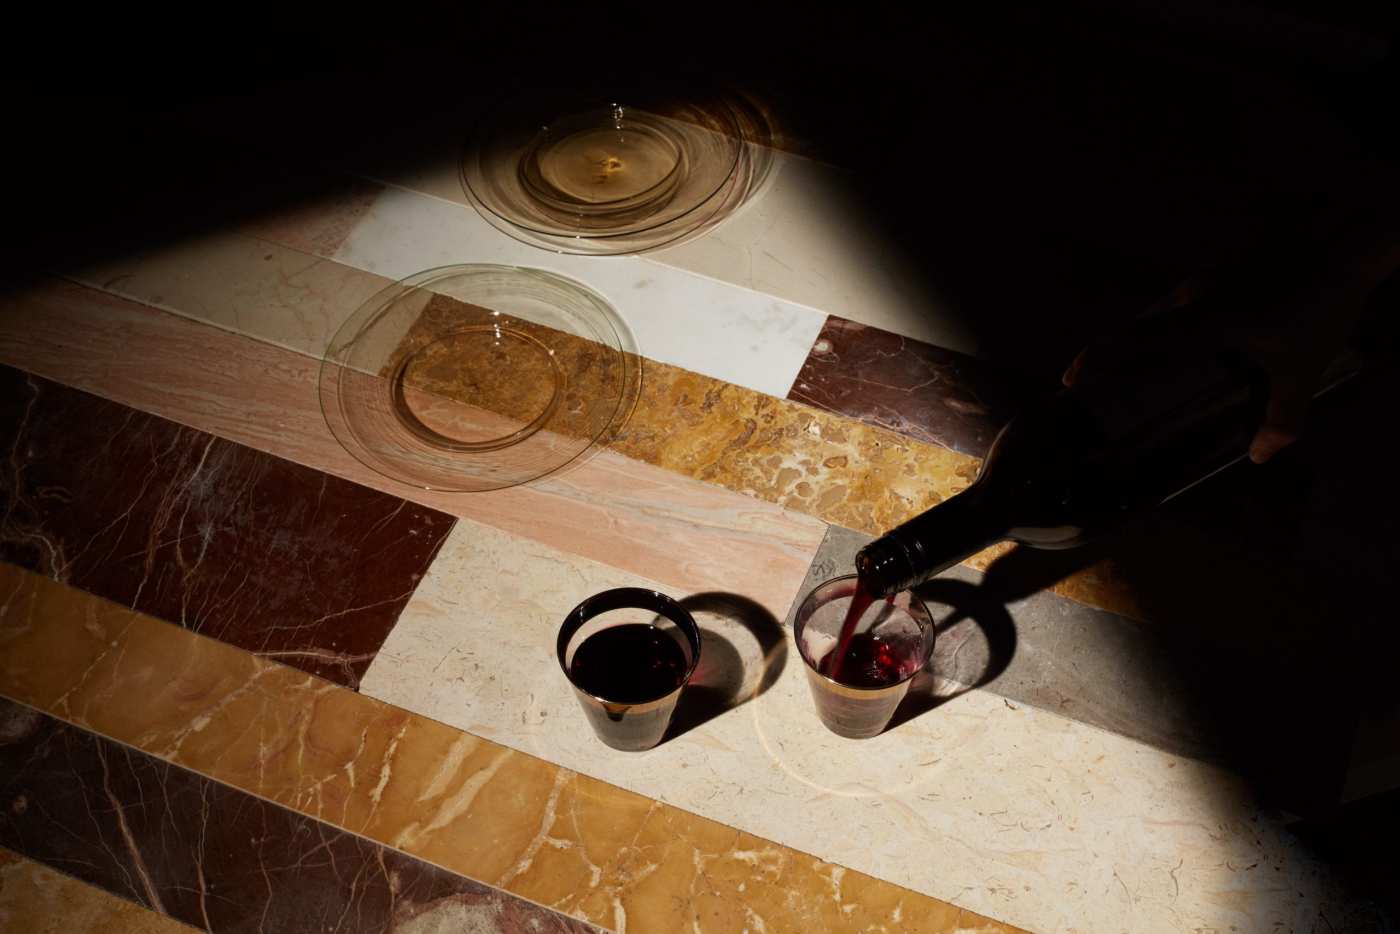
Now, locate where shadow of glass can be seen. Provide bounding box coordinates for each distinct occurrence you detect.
[663,592,787,742]
[884,577,1019,730]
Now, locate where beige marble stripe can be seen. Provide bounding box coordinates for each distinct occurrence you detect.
[77,228,392,359]
[0,563,1026,934]
[0,848,195,934]
[68,231,1145,619]
[0,281,826,625]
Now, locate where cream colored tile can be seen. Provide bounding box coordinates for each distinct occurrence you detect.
[72,231,392,359]
[653,153,979,356]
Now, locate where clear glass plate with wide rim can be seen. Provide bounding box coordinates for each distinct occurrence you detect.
[319,264,640,492]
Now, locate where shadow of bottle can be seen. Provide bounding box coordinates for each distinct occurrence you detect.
[884,576,1020,730]
[662,592,788,743]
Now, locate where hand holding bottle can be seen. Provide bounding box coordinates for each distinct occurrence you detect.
[1063,222,1398,464]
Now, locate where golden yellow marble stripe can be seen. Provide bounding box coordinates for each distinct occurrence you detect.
[0,848,195,934]
[609,361,1148,617]
[0,564,1026,934]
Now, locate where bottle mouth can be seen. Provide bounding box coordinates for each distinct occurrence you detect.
[854,540,914,599]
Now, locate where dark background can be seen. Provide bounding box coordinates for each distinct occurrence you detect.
[5,0,1399,920]
[6,1,1396,355]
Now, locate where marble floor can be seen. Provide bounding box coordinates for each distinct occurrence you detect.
[3,55,1398,934]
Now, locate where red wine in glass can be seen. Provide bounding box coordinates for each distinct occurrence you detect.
[824,578,903,683]
[820,630,921,688]
[568,623,688,702]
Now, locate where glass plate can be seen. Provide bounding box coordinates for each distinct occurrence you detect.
[320,265,640,492]
[462,92,778,256]
[462,91,744,243]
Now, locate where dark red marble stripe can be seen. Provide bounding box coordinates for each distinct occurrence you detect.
[788,316,1026,458]
[0,698,597,934]
[0,365,453,688]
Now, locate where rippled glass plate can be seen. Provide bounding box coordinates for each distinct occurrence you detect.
[462,92,743,243]
[320,265,640,492]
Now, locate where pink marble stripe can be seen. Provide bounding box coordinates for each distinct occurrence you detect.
[0,282,826,621]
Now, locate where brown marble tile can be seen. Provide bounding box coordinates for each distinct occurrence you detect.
[0,847,196,934]
[0,699,597,934]
[0,563,1028,934]
[0,365,454,688]
[789,316,1026,457]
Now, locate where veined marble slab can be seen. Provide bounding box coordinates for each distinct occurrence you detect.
[0,700,597,934]
[0,366,453,688]
[360,520,1377,934]
[0,563,1022,934]
[65,230,982,544]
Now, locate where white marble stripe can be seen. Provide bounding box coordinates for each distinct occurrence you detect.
[361,518,1364,934]
[331,185,827,399]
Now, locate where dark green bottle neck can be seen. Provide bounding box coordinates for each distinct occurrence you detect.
[855,484,1008,597]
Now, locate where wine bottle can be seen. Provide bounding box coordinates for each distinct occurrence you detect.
[855,343,1355,598]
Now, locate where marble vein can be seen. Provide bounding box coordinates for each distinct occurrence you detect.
[0,847,196,934]
[0,365,454,687]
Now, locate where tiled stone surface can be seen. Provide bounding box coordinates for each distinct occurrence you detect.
[60,235,1151,620]
[0,282,828,627]
[355,521,1385,933]
[0,365,454,688]
[0,699,598,934]
[0,564,1026,934]
[240,177,383,259]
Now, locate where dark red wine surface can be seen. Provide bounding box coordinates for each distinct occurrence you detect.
[825,579,881,681]
[820,631,919,688]
[569,623,688,703]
